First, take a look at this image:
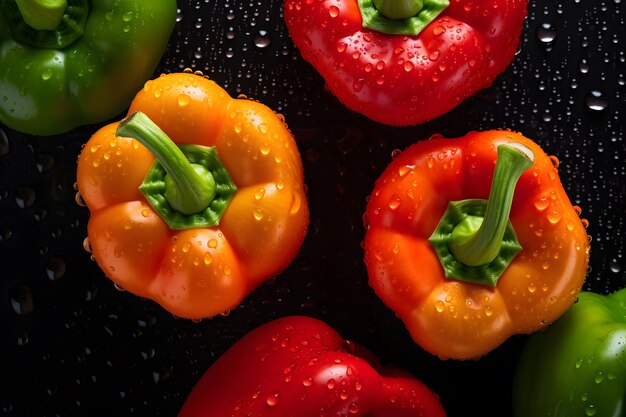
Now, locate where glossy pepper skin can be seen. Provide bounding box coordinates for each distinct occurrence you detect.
[363,130,590,359]
[284,0,528,126]
[178,315,446,417]
[76,72,309,319]
[513,289,626,417]
[0,0,176,136]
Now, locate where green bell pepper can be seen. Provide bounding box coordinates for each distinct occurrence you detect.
[513,289,626,417]
[0,0,177,136]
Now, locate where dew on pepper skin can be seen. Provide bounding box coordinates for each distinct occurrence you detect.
[266,393,279,406]
[253,208,265,220]
[303,377,313,387]
[326,378,336,389]
[83,237,92,253]
[329,5,339,17]
[388,195,401,209]
[208,239,218,248]
[177,94,191,107]
[534,197,550,211]
[289,192,302,214]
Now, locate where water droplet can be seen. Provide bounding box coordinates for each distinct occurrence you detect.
[10,285,34,315]
[289,192,302,215]
[609,260,622,273]
[534,197,550,211]
[537,23,556,43]
[177,94,191,107]
[83,237,92,253]
[303,377,313,387]
[203,252,213,265]
[549,155,560,169]
[547,210,563,224]
[254,30,271,48]
[45,257,66,281]
[41,68,53,81]
[349,403,359,414]
[254,188,265,200]
[585,90,608,111]
[326,379,336,389]
[266,393,279,407]
[0,127,8,156]
[15,187,36,208]
[433,25,446,36]
[388,195,401,210]
[329,5,339,17]
[253,208,265,220]
[207,239,218,248]
[435,300,445,312]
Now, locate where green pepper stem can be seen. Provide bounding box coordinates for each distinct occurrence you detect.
[373,0,423,19]
[15,0,67,30]
[448,143,534,266]
[357,0,448,36]
[116,112,216,215]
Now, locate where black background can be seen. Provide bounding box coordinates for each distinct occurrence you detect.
[1,1,624,416]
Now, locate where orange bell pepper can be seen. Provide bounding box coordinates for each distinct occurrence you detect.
[363,130,590,360]
[76,72,309,319]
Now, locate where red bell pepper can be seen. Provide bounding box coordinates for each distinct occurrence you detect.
[178,316,446,417]
[284,0,528,126]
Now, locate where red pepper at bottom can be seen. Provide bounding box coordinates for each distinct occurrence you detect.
[178,316,446,417]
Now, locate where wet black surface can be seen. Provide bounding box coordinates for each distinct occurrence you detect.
[0,1,624,416]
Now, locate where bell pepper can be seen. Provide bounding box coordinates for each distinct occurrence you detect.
[513,289,626,417]
[283,0,528,126]
[76,72,310,319]
[178,315,447,417]
[0,0,176,136]
[363,130,590,359]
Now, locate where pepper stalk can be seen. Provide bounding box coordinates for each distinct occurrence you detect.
[358,0,449,35]
[116,111,237,230]
[429,142,535,286]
